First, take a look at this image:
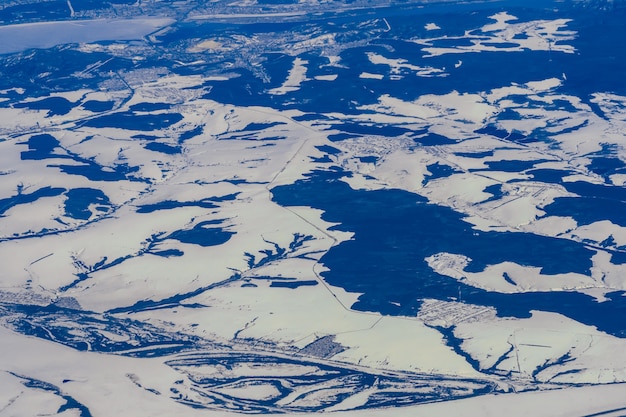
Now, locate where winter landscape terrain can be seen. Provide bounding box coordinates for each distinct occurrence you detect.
[1,0,626,415]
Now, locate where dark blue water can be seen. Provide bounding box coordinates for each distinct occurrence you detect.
[423,162,460,185]
[316,145,341,155]
[0,1,68,24]
[481,159,549,173]
[311,154,333,163]
[529,169,626,203]
[64,188,111,220]
[222,133,286,142]
[565,181,626,202]
[481,184,504,203]
[0,48,127,96]
[241,121,287,131]
[52,162,142,182]
[178,125,203,143]
[82,100,115,112]
[187,0,620,125]
[0,186,65,216]
[498,108,522,120]
[526,168,570,184]
[2,0,615,108]
[19,134,64,160]
[293,113,333,122]
[137,199,217,213]
[18,133,145,183]
[588,156,626,181]
[502,272,516,286]
[311,145,341,162]
[270,280,318,288]
[83,111,183,131]
[165,220,234,247]
[150,249,184,258]
[129,102,171,112]
[16,374,92,417]
[475,125,527,142]
[328,133,359,142]
[144,142,182,154]
[137,194,238,214]
[2,2,624,411]
[17,132,144,182]
[271,171,626,337]
[611,252,626,265]
[455,150,495,159]
[528,168,626,227]
[357,155,378,164]
[543,197,626,227]
[414,133,457,146]
[557,3,626,99]
[14,96,74,116]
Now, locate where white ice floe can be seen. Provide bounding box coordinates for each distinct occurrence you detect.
[366,52,447,78]
[414,12,576,57]
[187,39,225,53]
[422,173,497,205]
[314,74,338,81]
[525,77,562,92]
[359,72,384,80]
[481,12,518,32]
[268,57,309,95]
[360,91,496,125]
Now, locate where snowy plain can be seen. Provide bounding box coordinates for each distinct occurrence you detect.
[1,0,626,415]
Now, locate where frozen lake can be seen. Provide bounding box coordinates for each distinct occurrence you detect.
[0,18,173,55]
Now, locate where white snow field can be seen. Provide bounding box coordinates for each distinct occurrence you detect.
[1,1,626,416]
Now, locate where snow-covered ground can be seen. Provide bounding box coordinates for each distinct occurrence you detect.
[1,1,626,415]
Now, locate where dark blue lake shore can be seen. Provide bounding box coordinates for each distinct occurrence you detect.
[272,171,626,337]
